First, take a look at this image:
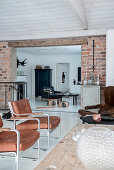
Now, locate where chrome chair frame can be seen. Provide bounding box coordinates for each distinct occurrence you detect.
[33,107,61,141]
[0,117,40,170]
[9,102,61,150]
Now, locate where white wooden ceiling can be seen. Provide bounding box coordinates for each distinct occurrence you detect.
[0,0,114,40]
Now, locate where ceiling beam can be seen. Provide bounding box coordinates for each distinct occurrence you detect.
[7,37,88,47]
[67,0,88,30]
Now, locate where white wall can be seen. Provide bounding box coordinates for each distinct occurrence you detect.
[106,29,114,86]
[17,46,81,98]
[56,63,69,92]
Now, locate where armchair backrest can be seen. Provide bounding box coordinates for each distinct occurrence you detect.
[104,86,114,105]
[11,99,32,117]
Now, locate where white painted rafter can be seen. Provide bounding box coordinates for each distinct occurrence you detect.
[67,0,88,30]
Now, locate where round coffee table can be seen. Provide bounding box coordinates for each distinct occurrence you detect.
[82,116,114,125]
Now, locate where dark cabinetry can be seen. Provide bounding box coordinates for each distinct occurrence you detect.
[35,69,52,97]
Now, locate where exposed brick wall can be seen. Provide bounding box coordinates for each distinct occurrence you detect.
[0,36,106,108]
[0,42,17,109]
[10,48,17,82]
[81,35,106,103]
[81,35,106,85]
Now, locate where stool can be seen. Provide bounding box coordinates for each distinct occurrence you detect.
[59,101,69,107]
[47,99,58,106]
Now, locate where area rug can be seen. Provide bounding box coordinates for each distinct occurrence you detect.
[35,124,114,170]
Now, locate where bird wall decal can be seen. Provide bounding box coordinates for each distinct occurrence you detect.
[17,58,27,68]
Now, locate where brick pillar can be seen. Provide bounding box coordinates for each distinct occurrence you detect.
[81,35,106,103]
[0,42,17,109]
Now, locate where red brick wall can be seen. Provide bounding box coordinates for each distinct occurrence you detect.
[81,35,106,86]
[0,42,10,81]
[0,42,17,109]
[81,35,106,103]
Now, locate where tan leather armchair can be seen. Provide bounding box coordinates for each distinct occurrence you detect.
[9,98,61,149]
[78,86,114,117]
[0,116,40,170]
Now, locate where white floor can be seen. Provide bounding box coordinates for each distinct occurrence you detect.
[0,96,81,170]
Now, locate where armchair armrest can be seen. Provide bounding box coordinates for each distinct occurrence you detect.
[5,117,41,130]
[10,117,40,120]
[0,128,11,131]
[13,112,43,116]
[33,107,61,119]
[10,112,50,120]
[33,106,60,114]
[85,104,103,110]
[33,106,59,113]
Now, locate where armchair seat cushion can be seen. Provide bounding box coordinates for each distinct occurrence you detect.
[0,130,40,152]
[16,116,60,130]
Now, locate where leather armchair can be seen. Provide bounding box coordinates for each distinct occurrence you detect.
[41,86,61,99]
[78,86,114,117]
[9,98,61,149]
[0,116,40,170]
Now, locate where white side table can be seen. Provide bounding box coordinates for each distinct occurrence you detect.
[81,85,100,109]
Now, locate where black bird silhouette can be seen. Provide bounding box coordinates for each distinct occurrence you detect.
[17,58,27,68]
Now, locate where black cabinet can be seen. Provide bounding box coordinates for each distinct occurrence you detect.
[35,69,52,97]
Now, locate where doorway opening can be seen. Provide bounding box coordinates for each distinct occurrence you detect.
[17,45,81,98]
[56,63,69,92]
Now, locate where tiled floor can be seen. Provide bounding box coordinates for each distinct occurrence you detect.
[0,96,81,170]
